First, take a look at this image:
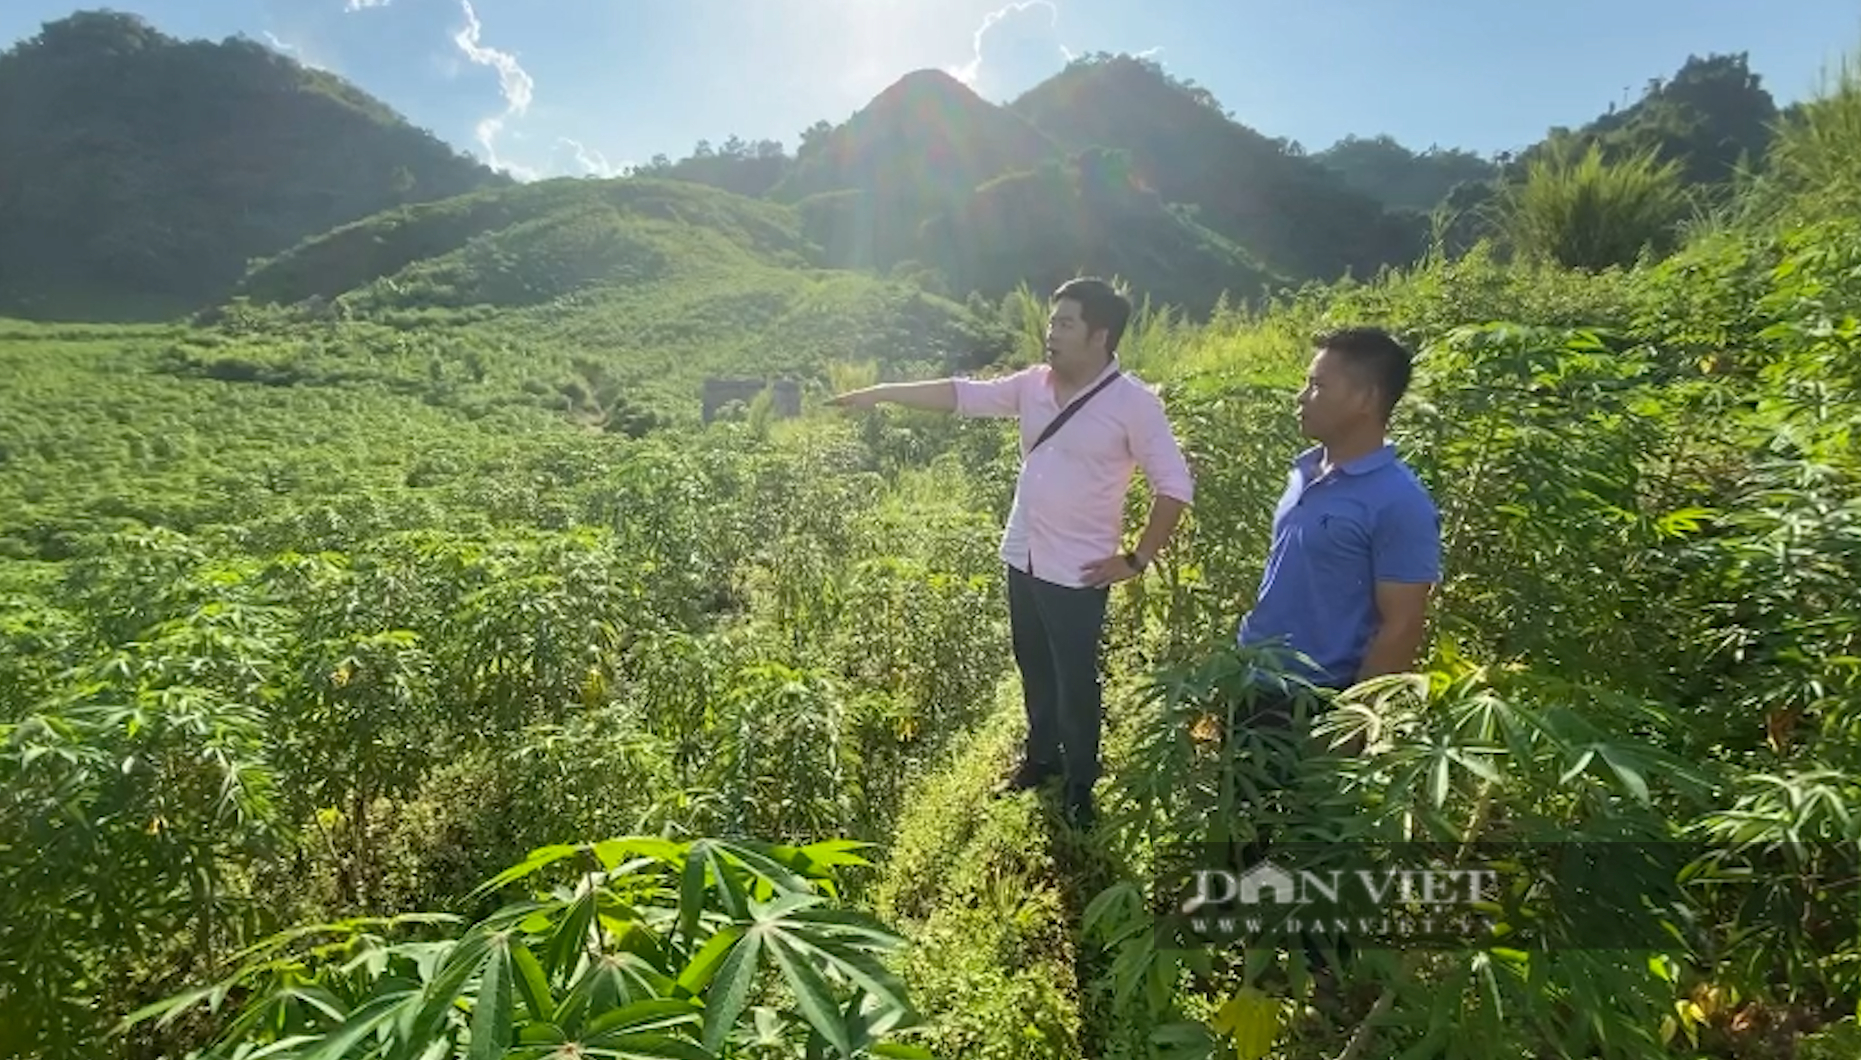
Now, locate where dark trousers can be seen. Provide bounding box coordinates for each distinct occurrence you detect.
[1227,689,1302,814]
[1006,564,1110,799]
[1225,688,1355,974]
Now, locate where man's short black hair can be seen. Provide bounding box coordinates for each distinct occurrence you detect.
[1317,326,1413,416]
[1052,276,1132,354]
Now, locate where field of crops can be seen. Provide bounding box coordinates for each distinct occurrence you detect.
[5,51,1861,1060]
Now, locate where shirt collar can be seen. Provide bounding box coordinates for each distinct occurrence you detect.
[1295,441,1397,478]
[1047,356,1121,400]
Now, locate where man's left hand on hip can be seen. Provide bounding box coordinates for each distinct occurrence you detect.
[1080,554,1140,588]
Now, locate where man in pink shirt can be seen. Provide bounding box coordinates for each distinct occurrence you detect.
[829,277,1195,829]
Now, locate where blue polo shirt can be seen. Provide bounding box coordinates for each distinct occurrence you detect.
[1236,442,1441,689]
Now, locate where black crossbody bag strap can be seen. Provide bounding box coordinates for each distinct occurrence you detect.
[1026,370,1121,457]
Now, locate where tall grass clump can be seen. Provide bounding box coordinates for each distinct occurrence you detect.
[1760,48,1861,223]
[1495,139,1691,270]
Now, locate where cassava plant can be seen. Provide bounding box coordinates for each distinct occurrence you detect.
[120,836,933,1060]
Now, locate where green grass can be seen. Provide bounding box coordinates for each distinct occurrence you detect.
[871,685,1087,1060]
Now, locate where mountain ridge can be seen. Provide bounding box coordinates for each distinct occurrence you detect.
[0,9,507,320]
[0,8,1794,324]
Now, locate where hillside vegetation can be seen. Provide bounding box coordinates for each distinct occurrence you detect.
[773,68,1059,271]
[0,11,1796,325]
[1519,52,1780,187]
[194,177,1015,428]
[1309,135,1498,214]
[1007,55,1424,285]
[5,9,1861,1060]
[0,11,503,320]
[1429,52,1784,259]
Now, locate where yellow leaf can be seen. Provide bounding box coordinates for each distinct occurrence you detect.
[1210,986,1280,1060]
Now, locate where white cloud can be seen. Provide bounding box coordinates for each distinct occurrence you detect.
[344,0,391,11]
[556,138,621,178]
[947,0,1064,86]
[263,30,330,71]
[452,0,537,178]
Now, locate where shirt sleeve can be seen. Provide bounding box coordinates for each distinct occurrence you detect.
[1371,487,1442,583]
[1126,385,1195,505]
[951,367,1031,418]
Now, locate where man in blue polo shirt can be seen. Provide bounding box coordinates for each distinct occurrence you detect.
[1229,326,1440,1002]
[1238,326,1441,700]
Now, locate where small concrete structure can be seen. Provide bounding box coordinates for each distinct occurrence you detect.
[702,377,801,424]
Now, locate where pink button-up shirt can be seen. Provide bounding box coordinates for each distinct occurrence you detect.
[953,359,1195,588]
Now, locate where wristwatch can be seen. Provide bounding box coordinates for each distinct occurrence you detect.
[1122,550,1149,572]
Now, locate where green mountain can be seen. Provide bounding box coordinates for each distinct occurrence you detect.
[917,146,1280,314]
[1310,135,1500,214]
[1523,52,1780,186]
[631,135,793,199]
[1008,53,1428,284]
[772,68,1059,272]
[1421,52,1783,253]
[761,67,1277,312]
[0,10,504,320]
[214,176,1016,426]
[1301,52,1778,244]
[0,10,1796,328]
[235,177,813,309]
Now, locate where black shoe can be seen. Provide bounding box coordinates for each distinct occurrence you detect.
[993,759,1058,796]
[1064,789,1096,831]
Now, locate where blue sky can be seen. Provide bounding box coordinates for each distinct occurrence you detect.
[5,0,1858,180]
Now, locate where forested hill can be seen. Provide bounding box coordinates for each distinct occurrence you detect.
[1420,53,1785,252]
[643,56,1420,307]
[0,10,505,321]
[769,64,1286,314]
[0,7,1804,325]
[1516,52,1780,186]
[1005,54,1423,286]
[1309,135,1500,214]
[637,49,1789,306]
